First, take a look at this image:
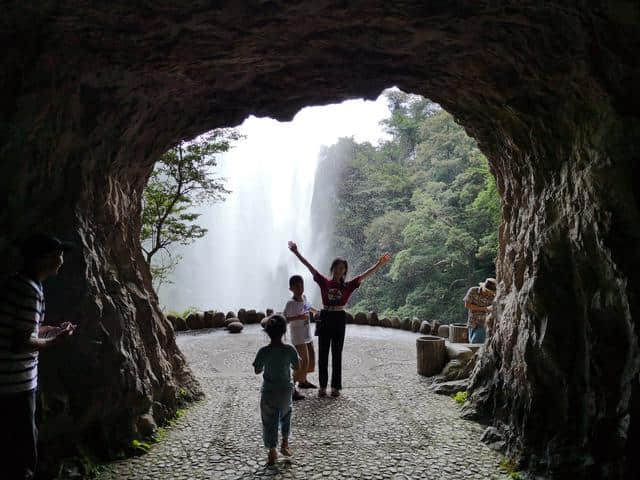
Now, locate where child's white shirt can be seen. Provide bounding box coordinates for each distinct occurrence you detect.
[283,295,312,346]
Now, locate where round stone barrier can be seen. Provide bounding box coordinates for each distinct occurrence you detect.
[411,318,421,332]
[186,312,204,330]
[401,317,413,331]
[227,321,243,333]
[354,312,368,325]
[437,324,450,338]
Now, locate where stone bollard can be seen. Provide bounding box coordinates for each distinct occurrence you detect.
[354,312,367,325]
[391,317,401,328]
[174,317,187,331]
[212,312,226,328]
[244,309,259,324]
[227,320,243,333]
[417,335,446,376]
[430,320,441,336]
[437,324,450,338]
[368,311,380,326]
[381,318,392,328]
[419,321,431,335]
[203,310,215,328]
[237,308,247,323]
[402,317,413,331]
[411,318,421,332]
[266,308,274,317]
[186,312,204,329]
[226,311,236,319]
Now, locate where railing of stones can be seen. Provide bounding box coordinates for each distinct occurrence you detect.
[165,309,470,342]
[165,308,480,381]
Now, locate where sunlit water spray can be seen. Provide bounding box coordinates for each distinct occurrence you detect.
[160,96,391,313]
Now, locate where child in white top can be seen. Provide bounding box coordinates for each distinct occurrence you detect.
[283,275,317,400]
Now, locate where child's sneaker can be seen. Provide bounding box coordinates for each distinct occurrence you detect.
[267,448,277,465]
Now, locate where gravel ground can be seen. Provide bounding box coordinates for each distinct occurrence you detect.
[97,324,508,480]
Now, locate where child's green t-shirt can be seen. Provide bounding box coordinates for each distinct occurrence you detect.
[253,344,300,392]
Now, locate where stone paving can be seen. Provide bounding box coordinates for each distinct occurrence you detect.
[97,325,508,479]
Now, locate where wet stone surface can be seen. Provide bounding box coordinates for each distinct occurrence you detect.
[97,325,508,479]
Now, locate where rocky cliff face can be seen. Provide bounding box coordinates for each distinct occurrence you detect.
[1,1,639,477]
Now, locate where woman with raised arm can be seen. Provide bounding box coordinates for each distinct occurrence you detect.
[288,241,391,398]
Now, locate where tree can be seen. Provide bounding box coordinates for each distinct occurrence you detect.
[141,128,242,289]
[310,90,501,323]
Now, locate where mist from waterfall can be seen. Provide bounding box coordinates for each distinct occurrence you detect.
[160,95,391,313]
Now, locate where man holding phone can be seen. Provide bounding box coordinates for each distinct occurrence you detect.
[0,234,78,479]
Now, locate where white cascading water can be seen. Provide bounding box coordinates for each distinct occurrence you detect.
[160,96,390,313]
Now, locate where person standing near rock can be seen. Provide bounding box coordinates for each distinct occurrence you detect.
[463,277,497,343]
[0,234,77,480]
[283,275,318,401]
[288,241,391,398]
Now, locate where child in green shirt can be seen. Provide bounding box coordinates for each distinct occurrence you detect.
[253,314,300,465]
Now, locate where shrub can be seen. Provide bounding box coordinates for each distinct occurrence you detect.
[453,391,468,404]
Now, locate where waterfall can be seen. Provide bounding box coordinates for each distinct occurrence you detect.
[160,97,390,313]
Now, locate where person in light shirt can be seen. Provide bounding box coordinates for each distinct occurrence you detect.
[283,275,317,400]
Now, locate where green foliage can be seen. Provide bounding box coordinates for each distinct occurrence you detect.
[152,427,168,443]
[500,459,524,479]
[141,129,242,289]
[313,90,500,323]
[131,439,152,454]
[453,391,468,404]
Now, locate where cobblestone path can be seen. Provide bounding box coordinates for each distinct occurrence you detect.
[98,325,508,479]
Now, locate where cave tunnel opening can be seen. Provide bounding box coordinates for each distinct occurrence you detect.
[1,2,639,478]
[149,88,500,331]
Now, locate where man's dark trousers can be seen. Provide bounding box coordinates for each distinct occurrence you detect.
[0,389,37,479]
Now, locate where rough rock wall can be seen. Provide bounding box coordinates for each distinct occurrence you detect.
[0,87,202,469]
[469,104,640,478]
[1,1,639,477]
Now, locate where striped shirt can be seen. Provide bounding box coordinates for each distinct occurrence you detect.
[0,273,44,394]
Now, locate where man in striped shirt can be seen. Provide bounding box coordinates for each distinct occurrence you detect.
[0,234,77,479]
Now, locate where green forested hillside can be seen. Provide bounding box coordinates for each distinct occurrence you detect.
[309,91,500,324]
